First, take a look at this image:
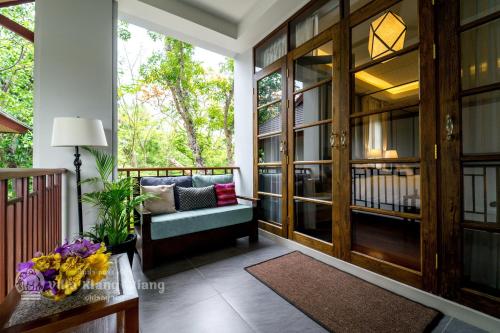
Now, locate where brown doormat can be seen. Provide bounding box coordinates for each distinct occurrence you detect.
[245,251,441,333]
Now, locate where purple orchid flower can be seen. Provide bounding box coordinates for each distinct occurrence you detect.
[55,239,100,258]
[17,261,34,272]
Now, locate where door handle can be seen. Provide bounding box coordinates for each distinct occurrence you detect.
[340,130,347,148]
[330,132,339,148]
[445,114,454,141]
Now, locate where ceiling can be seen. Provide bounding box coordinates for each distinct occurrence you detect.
[118,0,309,56]
[180,0,260,24]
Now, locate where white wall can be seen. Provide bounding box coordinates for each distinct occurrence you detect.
[234,48,254,198]
[34,0,116,240]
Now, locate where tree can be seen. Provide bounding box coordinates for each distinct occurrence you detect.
[140,36,206,167]
[0,4,34,168]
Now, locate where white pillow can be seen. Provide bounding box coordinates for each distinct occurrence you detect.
[141,184,176,214]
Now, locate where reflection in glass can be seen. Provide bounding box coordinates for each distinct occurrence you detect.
[350,0,373,13]
[294,200,332,242]
[295,123,332,161]
[351,108,419,160]
[258,72,282,107]
[351,0,419,68]
[294,41,333,91]
[463,229,500,296]
[259,167,282,194]
[462,90,500,154]
[352,210,421,271]
[463,162,499,224]
[258,103,281,135]
[258,195,282,224]
[351,163,421,214]
[461,18,500,90]
[295,164,332,200]
[258,135,281,163]
[294,82,332,126]
[461,0,500,26]
[255,29,287,72]
[290,0,340,49]
[353,51,419,113]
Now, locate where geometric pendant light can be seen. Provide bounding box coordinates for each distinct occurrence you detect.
[368,11,407,60]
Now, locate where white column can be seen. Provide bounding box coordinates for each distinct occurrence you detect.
[34,0,116,240]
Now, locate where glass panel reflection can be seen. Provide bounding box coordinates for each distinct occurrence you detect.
[463,229,500,296]
[461,0,500,26]
[258,103,281,135]
[353,51,419,113]
[351,108,419,159]
[295,164,332,200]
[352,210,421,271]
[294,200,332,242]
[461,18,500,90]
[259,167,282,194]
[294,41,333,91]
[290,0,340,49]
[294,82,332,126]
[352,163,421,214]
[255,28,287,72]
[351,0,419,68]
[258,72,282,107]
[463,162,499,224]
[462,90,500,154]
[295,123,332,161]
[258,135,281,163]
[258,195,282,225]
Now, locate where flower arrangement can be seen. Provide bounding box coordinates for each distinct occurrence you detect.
[17,239,111,301]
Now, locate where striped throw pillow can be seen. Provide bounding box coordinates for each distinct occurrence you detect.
[214,183,237,207]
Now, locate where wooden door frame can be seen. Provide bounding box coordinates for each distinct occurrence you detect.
[344,0,438,292]
[253,57,289,238]
[286,26,337,255]
[437,0,500,317]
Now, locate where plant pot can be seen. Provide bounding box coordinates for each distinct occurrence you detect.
[106,233,136,266]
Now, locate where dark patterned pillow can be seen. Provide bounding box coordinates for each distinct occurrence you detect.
[177,185,217,211]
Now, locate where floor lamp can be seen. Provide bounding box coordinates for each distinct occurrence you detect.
[51,117,108,235]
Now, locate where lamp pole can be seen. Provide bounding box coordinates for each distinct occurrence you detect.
[74,146,83,235]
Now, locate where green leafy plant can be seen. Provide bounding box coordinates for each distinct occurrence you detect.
[81,147,154,246]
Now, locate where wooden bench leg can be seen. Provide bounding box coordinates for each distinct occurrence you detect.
[124,305,139,333]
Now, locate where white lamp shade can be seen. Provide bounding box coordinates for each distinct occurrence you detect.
[51,117,108,147]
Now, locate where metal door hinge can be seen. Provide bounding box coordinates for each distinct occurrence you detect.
[433,43,436,59]
[434,144,438,159]
[253,87,255,95]
[432,0,435,6]
[287,100,289,109]
[286,155,289,165]
[435,253,438,270]
[286,68,289,77]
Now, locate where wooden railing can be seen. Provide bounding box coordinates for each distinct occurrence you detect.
[0,168,66,303]
[118,166,240,179]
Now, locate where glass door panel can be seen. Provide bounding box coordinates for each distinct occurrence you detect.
[290,37,334,251]
[255,62,287,234]
[349,2,422,272]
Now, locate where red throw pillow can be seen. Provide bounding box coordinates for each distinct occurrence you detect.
[214,182,237,207]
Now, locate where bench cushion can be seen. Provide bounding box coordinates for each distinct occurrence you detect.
[192,174,233,187]
[150,204,253,240]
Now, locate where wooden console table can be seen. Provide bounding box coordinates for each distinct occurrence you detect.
[0,254,138,333]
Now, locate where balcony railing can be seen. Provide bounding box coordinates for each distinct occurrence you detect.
[0,168,65,303]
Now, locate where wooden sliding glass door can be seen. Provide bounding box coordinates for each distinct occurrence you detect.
[253,55,288,237]
[438,0,500,317]
[287,27,338,254]
[346,0,437,290]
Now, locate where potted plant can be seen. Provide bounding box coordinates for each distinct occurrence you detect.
[81,148,154,265]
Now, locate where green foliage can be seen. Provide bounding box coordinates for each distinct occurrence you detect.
[82,147,154,246]
[118,25,235,168]
[0,4,35,168]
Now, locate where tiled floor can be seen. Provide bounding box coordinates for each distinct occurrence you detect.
[132,235,486,333]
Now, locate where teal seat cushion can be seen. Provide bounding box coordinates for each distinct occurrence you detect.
[150,204,252,240]
[192,174,233,187]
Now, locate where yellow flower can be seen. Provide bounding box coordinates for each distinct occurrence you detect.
[57,256,87,295]
[85,252,110,284]
[32,253,61,272]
